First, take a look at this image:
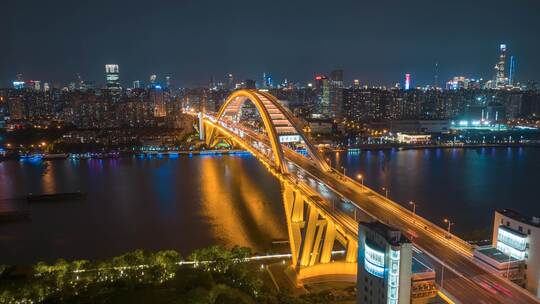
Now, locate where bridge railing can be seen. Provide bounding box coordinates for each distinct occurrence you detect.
[207,114,473,257]
[329,167,474,256]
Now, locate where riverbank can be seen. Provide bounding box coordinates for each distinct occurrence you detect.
[338,142,540,152]
[0,246,343,304]
[0,149,249,162]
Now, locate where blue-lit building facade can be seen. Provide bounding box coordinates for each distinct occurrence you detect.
[358,221,412,304]
[492,209,540,298]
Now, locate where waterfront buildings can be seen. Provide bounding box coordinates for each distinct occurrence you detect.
[396,133,431,144]
[474,209,540,298]
[493,209,540,297]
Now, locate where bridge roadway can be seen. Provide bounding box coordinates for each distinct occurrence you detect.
[206,117,539,304]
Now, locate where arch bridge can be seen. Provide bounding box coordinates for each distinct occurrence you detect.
[197,90,536,304]
[202,89,356,284]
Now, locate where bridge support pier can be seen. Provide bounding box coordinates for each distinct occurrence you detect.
[282,182,357,286]
[198,112,205,141]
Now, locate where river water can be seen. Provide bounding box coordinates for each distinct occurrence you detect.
[1,147,539,264]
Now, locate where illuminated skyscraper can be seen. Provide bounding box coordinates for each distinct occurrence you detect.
[149,74,157,86]
[313,75,330,118]
[494,44,508,88]
[227,74,234,90]
[434,62,439,88]
[404,74,411,90]
[330,70,344,87]
[358,221,412,304]
[509,56,516,86]
[105,64,121,99]
[133,80,141,89]
[329,69,344,119]
[262,72,273,89]
[13,73,25,90]
[150,86,166,117]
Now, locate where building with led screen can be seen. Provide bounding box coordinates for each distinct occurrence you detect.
[493,209,540,297]
[358,221,412,304]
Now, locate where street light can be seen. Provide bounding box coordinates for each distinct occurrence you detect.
[440,217,455,288]
[382,187,388,200]
[409,201,418,220]
[443,218,454,238]
[357,174,364,189]
[341,166,346,176]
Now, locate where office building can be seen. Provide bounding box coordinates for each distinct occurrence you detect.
[105,64,121,93]
[446,76,469,90]
[492,209,540,297]
[227,73,234,90]
[405,74,411,90]
[13,73,25,90]
[245,79,256,89]
[313,75,330,119]
[330,70,344,87]
[509,56,517,86]
[494,44,508,88]
[329,70,344,119]
[263,72,273,89]
[149,74,157,86]
[358,221,412,304]
[150,86,166,117]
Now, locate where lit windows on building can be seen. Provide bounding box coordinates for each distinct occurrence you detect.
[365,242,385,278]
[492,209,540,297]
[358,221,412,304]
[497,225,528,260]
[105,64,121,95]
[387,249,401,304]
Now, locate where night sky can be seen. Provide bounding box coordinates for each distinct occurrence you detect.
[2,0,540,87]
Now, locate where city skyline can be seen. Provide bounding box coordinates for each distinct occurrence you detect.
[3,1,540,303]
[2,0,540,87]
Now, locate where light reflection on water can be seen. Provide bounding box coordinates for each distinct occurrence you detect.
[1,147,539,264]
[0,155,287,264]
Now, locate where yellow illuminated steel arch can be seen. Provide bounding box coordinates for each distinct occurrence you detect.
[207,89,330,174]
[255,90,330,172]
